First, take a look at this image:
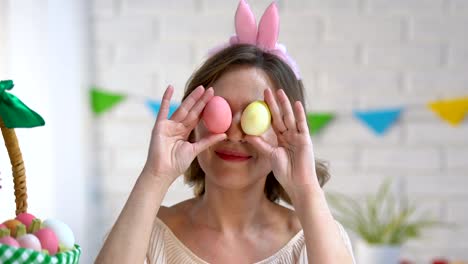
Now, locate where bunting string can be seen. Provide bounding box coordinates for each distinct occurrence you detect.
[90,87,468,136]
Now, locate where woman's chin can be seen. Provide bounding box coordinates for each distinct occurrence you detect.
[206,171,266,190]
[206,172,246,185]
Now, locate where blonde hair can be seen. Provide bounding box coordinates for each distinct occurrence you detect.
[183,44,330,204]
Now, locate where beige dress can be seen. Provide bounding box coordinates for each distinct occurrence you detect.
[145,217,356,264]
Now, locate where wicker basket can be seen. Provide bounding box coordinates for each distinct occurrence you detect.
[0,116,81,263]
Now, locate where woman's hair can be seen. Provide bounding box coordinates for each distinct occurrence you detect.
[183,44,330,204]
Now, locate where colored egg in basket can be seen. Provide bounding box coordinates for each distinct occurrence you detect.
[0,80,81,263]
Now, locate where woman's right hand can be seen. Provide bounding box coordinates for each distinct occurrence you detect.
[142,85,226,183]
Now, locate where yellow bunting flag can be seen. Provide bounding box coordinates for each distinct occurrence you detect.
[428,96,468,126]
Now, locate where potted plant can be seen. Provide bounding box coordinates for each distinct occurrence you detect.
[326,179,441,264]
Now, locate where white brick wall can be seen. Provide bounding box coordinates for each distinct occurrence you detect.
[449,42,468,68]
[0,0,8,77]
[121,0,199,15]
[325,15,404,43]
[284,0,362,14]
[360,146,441,171]
[364,43,443,69]
[367,0,447,15]
[91,0,468,262]
[450,0,468,13]
[407,70,468,93]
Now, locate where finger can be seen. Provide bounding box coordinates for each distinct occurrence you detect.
[182,87,214,129]
[192,133,227,156]
[170,85,204,122]
[244,135,274,157]
[264,89,287,134]
[156,85,174,122]
[277,89,296,132]
[294,101,309,134]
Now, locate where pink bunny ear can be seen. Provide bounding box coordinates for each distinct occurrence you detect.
[257,2,279,50]
[235,0,257,45]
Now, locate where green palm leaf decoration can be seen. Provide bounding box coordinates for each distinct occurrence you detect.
[0,79,45,214]
[0,80,45,128]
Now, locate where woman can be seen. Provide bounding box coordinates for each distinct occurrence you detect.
[96,2,355,263]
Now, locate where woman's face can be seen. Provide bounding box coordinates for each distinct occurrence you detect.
[195,65,278,191]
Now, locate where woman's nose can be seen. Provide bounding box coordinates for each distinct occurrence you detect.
[225,111,245,142]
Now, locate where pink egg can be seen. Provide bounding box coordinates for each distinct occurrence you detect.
[202,96,232,134]
[0,236,20,248]
[17,234,42,251]
[34,228,58,255]
[16,213,36,229]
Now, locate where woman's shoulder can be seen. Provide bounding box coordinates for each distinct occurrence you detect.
[156,198,197,232]
[271,202,303,236]
[147,199,200,264]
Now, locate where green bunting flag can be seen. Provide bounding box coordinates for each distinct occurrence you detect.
[0,80,45,128]
[90,87,126,115]
[306,112,334,135]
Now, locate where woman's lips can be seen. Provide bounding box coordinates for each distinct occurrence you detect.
[215,150,252,162]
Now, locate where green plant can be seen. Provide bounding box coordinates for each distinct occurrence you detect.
[326,179,441,245]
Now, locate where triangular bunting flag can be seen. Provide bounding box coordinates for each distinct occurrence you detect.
[306,112,334,135]
[354,108,403,136]
[146,100,179,119]
[90,88,126,115]
[428,97,468,126]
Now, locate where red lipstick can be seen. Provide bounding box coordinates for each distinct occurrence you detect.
[215,149,252,162]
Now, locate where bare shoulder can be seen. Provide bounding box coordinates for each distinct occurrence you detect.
[156,198,197,230]
[271,202,302,235]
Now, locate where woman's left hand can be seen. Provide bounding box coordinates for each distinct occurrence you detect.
[245,88,322,200]
[246,89,354,264]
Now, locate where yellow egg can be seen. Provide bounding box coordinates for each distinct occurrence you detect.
[241,101,271,136]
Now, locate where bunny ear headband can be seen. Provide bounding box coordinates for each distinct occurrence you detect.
[208,0,301,80]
